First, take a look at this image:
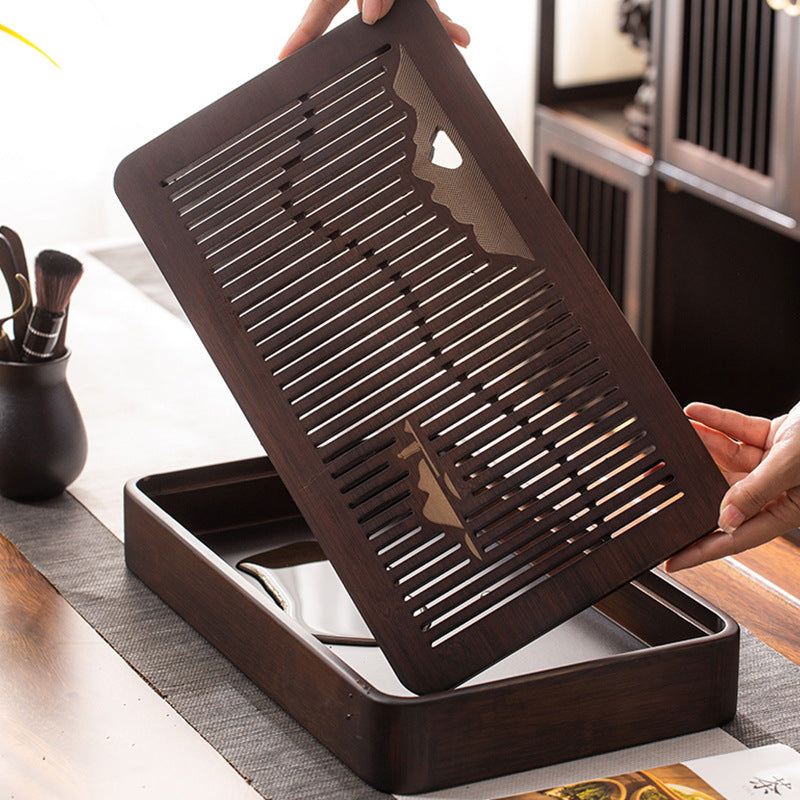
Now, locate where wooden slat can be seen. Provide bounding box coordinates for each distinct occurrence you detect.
[699,0,717,151]
[753,0,774,175]
[739,0,760,168]
[726,0,744,162]
[712,0,730,157]
[683,0,705,142]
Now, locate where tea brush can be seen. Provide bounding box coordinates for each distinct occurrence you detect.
[21,250,83,362]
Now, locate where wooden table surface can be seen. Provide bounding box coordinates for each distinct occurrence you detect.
[0,531,260,799]
[671,535,800,666]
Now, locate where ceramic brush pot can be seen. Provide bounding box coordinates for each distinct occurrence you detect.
[0,351,87,500]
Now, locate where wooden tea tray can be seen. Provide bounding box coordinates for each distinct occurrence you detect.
[115,0,729,693]
[124,457,739,794]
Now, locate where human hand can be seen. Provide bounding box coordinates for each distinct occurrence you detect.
[665,401,800,572]
[279,0,470,60]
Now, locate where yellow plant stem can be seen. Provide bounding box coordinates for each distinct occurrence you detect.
[0,22,59,68]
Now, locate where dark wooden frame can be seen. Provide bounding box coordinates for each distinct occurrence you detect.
[124,457,739,795]
[115,0,728,694]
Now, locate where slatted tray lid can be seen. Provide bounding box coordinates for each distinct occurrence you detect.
[114,0,728,694]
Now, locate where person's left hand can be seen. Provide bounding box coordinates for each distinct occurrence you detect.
[279,0,470,60]
[665,401,800,572]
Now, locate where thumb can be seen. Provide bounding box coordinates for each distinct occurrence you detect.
[362,0,395,24]
[719,442,798,532]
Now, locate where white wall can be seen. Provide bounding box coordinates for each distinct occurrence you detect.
[0,1,536,251]
[554,0,647,87]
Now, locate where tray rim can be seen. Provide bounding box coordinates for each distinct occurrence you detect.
[124,456,739,704]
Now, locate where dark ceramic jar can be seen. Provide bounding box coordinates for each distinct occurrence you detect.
[0,351,87,500]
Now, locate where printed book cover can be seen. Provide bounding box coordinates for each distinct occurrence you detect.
[494,746,800,800]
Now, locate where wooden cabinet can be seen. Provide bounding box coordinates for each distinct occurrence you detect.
[534,102,654,344]
[659,0,800,239]
[534,0,800,416]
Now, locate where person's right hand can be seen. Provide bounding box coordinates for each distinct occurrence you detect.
[279,0,470,60]
[665,400,800,572]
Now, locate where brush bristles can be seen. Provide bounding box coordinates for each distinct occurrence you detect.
[34,249,84,313]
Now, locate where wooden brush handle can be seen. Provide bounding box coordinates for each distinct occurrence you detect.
[53,305,70,359]
[20,306,64,362]
[0,228,30,345]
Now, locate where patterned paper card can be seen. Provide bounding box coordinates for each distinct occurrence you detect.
[496,746,800,800]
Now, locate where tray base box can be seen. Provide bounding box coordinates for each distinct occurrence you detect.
[123,457,739,795]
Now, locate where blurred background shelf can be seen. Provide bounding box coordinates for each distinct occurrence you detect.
[533,0,800,419]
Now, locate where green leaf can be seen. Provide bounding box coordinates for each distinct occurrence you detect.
[0,22,60,68]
